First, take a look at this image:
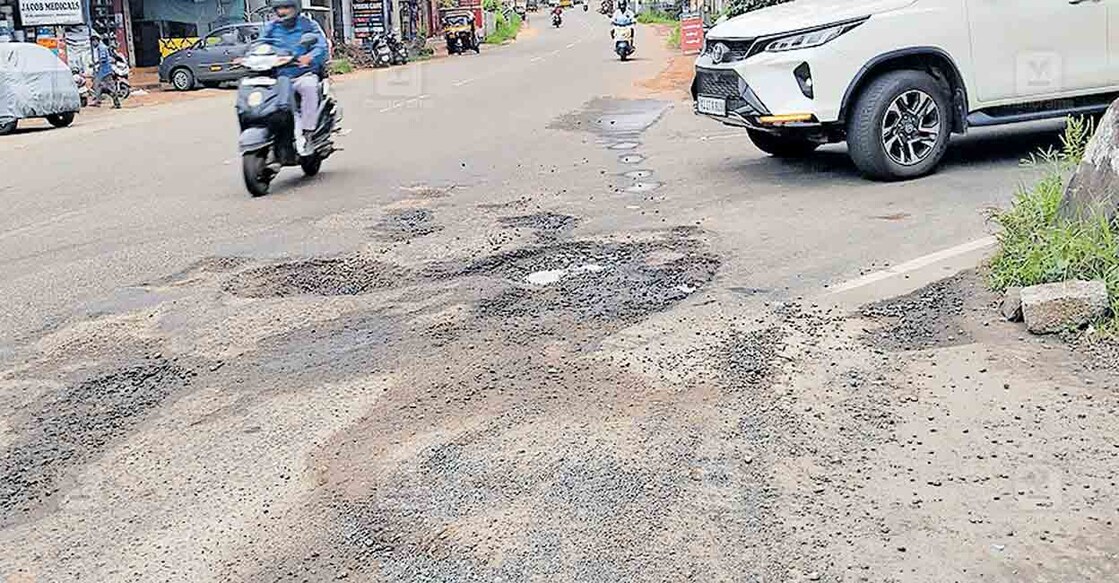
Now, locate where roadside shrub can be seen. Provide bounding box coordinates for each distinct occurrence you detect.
[667,22,681,48]
[328,58,354,75]
[724,0,792,19]
[636,10,677,24]
[987,117,1119,315]
[485,11,522,44]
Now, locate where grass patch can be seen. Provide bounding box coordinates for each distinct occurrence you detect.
[328,58,354,75]
[485,12,523,44]
[636,10,677,24]
[987,117,1119,316]
[666,22,681,48]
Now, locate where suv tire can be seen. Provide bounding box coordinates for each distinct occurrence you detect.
[747,129,820,158]
[847,70,951,180]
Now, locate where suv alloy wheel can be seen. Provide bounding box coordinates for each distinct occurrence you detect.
[846,70,952,180]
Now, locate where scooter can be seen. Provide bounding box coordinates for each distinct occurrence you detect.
[552,12,562,27]
[73,68,90,107]
[385,32,410,65]
[109,56,132,100]
[365,34,393,68]
[612,25,634,61]
[236,37,343,197]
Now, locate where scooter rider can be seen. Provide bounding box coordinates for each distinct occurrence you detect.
[611,0,635,26]
[261,0,328,154]
[610,0,635,47]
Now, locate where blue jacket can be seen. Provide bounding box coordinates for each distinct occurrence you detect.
[261,15,328,78]
[93,43,112,79]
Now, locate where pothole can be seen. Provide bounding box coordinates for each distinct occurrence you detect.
[373,208,443,242]
[463,237,719,323]
[549,97,671,139]
[623,169,654,180]
[619,154,646,165]
[0,359,196,518]
[498,212,580,240]
[224,255,410,298]
[399,184,456,198]
[625,181,663,193]
[609,141,640,150]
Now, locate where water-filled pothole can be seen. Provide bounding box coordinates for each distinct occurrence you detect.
[224,256,410,298]
[619,153,645,165]
[623,169,654,179]
[625,181,664,193]
[609,141,640,150]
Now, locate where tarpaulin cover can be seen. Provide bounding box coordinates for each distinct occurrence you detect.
[0,43,81,124]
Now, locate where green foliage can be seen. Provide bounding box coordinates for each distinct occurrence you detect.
[483,0,501,12]
[328,58,353,75]
[485,11,522,44]
[724,0,792,19]
[988,117,1119,316]
[636,10,677,24]
[667,22,681,48]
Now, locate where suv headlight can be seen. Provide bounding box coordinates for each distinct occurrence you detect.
[764,18,868,53]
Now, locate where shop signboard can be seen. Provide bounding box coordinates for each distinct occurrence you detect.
[17,0,84,26]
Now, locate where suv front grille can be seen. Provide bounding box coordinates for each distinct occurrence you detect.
[695,68,741,100]
[693,68,769,116]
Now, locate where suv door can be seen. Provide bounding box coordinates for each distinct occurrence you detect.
[965,0,1109,104]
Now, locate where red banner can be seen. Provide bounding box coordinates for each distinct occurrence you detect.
[680,15,703,54]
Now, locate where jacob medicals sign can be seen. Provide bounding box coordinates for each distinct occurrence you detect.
[17,0,84,26]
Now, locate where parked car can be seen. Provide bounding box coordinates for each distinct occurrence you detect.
[0,43,81,135]
[693,0,1119,180]
[159,23,263,91]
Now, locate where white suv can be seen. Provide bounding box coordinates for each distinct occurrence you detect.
[693,0,1119,180]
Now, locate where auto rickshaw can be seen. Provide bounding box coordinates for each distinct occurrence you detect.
[442,10,480,55]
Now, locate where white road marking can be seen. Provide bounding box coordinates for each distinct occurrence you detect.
[828,236,997,294]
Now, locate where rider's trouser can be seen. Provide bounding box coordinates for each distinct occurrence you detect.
[293,73,320,132]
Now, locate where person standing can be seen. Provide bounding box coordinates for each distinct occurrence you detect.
[90,32,119,109]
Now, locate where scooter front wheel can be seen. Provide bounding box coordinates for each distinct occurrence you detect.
[300,154,322,177]
[242,151,272,197]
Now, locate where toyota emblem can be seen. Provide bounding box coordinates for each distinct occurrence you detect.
[711,43,729,63]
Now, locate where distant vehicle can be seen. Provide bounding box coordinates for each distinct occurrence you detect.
[0,43,81,135]
[159,23,263,91]
[694,0,1119,180]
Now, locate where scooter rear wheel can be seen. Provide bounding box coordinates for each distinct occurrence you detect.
[242,151,272,197]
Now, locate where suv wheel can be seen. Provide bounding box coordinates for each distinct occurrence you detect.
[171,68,195,91]
[0,119,15,135]
[847,70,951,180]
[747,129,820,158]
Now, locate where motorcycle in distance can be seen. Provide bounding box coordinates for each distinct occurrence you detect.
[236,36,343,197]
[385,32,410,65]
[72,67,90,107]
[108,54,132,100]
[552,12,562,27]
[612,24,634,60]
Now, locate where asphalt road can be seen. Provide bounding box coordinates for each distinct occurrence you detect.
[2,12,1099,583]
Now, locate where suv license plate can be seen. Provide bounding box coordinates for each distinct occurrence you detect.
[697,96,727,116]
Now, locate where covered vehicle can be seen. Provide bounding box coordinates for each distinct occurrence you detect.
[0,43,81,135]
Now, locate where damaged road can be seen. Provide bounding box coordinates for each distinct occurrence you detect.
[2,13,1115,583]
